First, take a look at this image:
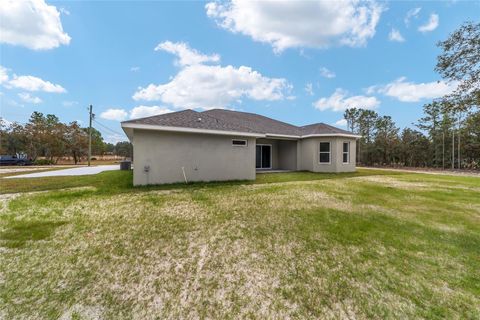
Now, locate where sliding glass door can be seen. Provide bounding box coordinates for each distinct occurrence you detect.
[256,144,271,169]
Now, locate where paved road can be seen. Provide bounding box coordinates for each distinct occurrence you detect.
[5,165,119,179]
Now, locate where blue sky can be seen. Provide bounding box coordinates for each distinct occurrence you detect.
[1,0,479,143]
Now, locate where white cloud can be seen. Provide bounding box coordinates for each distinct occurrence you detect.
[135,41,290,109]
[335,119,348,127]
[100,108,128,121]
[7,74,66,93]
[305,83,314,96]
[97,106,175,122]
[314,88,379,112]
[368,77,456,102]
[18,92,42,104]
[0,0,71,50]
[130,66,140,72]
[388,28,405,42]
[404,7,421,26]
[418,14,439,33]
[1,65,65,93]
[319,67,336,78]
[155,41,220,66]
[133,64,290,109]
[130,106,174,119]
[0,66,9,84]
[206,0,383,53]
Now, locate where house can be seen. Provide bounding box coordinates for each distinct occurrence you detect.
[121,109,360,185]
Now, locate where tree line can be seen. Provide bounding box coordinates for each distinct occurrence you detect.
[0,111,132,164]
[343,105,479,169]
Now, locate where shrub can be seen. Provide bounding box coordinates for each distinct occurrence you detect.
[34,159,54,165]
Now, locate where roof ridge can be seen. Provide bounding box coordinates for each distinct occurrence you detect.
[122,109,198,124]
[203,109,301,130]
[200,109,263,133]
[299,122,354,135]
[301,122,332,128]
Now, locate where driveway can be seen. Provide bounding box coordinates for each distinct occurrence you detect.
[0,166,70,175]
[5,165,119,179]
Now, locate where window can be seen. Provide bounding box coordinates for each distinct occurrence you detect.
[343,142,350,163]
[232,139,247,147]
[319,142,330,163]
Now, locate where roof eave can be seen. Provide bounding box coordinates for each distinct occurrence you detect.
[121,123,360,139]
[121,122,265,138]
[301,133,361,139]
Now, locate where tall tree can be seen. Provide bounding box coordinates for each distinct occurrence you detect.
[461,111,480,168]
[0,120,26,156]
[104,143,115,153]
[417,102,444,167]
[115,141,133,159]
[400,128,430,167]
[23,112,47,160]
[343,108,361,133]
[374,116,400,165]
[83,127,106,155]
[64,121,88,164]
[357,110,379,165]
[45,114,66,162]
[435,21,480,113]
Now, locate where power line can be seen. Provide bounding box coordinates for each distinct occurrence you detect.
[93,119,125,136]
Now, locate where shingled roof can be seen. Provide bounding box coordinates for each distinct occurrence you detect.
[122,109,356,137]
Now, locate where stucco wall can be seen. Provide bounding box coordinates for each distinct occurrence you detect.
[278,140,297,170]
[298,137,356,173]
[132,129,256,185]
[298,139,315,171]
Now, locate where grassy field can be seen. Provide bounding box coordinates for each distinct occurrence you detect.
[0,169,479,319]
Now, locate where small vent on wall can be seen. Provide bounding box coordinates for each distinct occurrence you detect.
[232,139,247,147]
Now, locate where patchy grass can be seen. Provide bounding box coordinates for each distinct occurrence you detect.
[0,168,392,195]
[0,169,479,319]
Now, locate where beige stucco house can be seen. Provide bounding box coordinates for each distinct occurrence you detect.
[121,109,359,186]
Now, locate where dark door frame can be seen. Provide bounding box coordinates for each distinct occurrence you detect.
[256,144,272,169]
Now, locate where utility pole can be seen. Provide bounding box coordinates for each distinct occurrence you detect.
[88,105,93,167]
[458,114,461,170]
[458,130,461,169]
[442,131,445,170]
[451,130,455,170]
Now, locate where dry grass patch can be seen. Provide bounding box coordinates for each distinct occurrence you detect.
[350,175,431,190]
[1,170,479,319]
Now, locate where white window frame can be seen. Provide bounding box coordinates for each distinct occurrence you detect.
[319,142,331,164]
[342,141,350,164]
[232,139,248,147]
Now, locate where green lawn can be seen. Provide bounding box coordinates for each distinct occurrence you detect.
[0,169,479,319]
